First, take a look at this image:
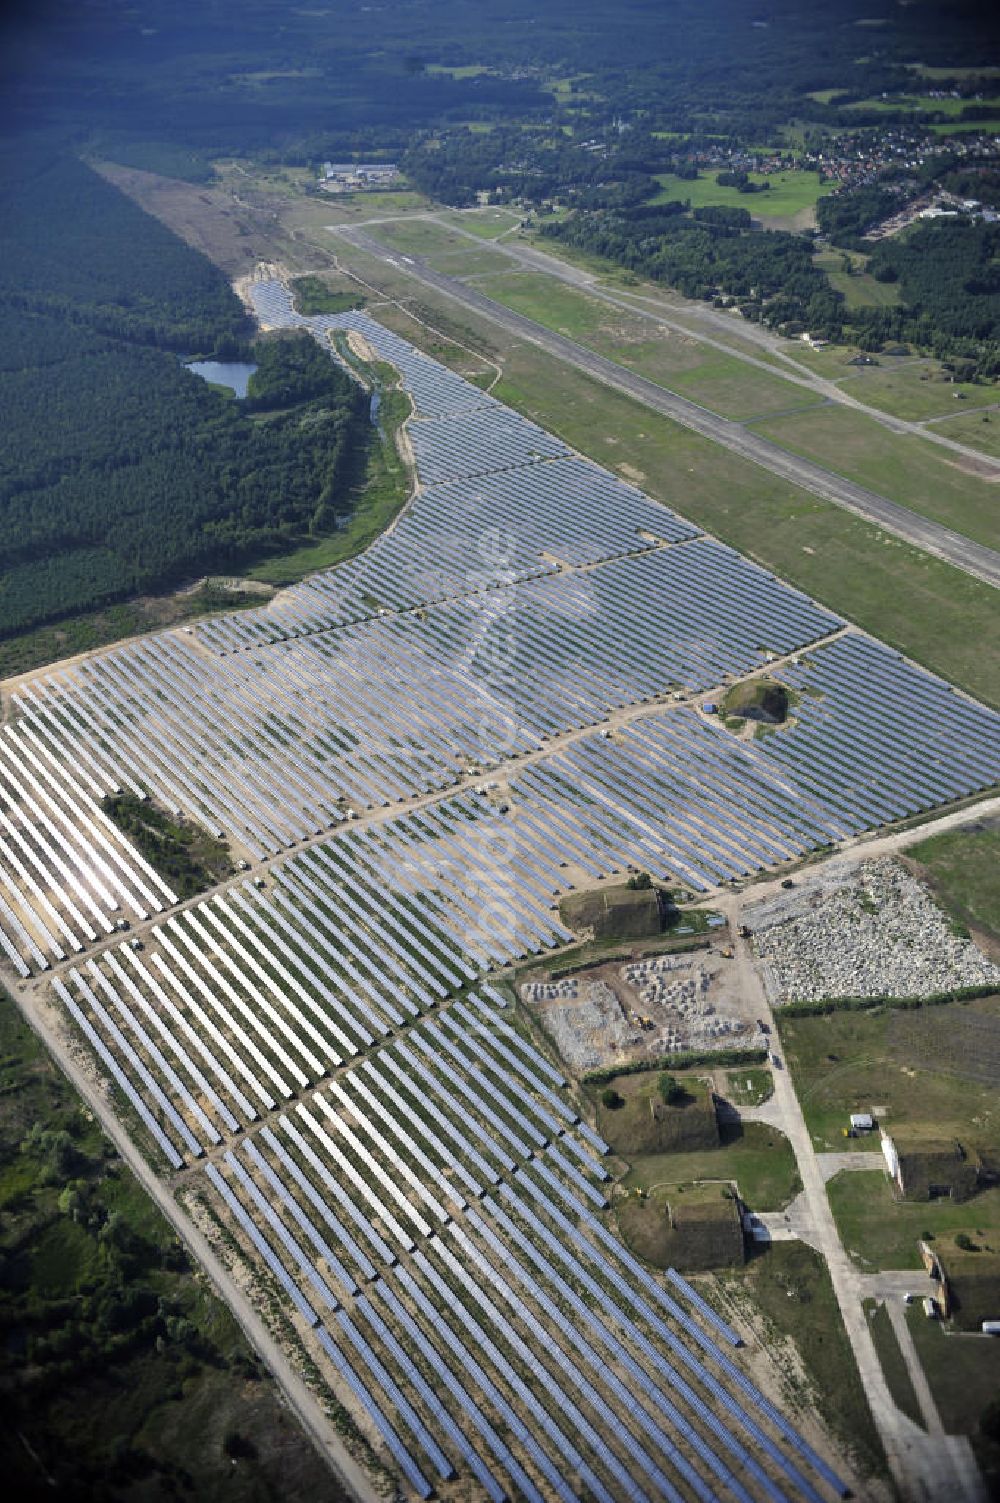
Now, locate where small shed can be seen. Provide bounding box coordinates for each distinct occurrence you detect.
[850,1112,874,1132]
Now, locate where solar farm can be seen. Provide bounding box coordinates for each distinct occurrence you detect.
[2,279,999,1501]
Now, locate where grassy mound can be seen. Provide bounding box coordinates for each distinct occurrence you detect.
[722,677,789,724]
[617,1182,744,1270]
[560,882,670,941]
[597,1075,719,1156]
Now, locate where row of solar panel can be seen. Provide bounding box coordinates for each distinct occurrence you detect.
[201,1121,848,1503]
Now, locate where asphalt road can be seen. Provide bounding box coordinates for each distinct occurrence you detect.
[334,226,1000,591]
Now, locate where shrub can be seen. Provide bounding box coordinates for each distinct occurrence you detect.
[600,1087,624,1110]
[584,1047,767,1086]
[222,1430,257,1460]
[657,1073,684,1105]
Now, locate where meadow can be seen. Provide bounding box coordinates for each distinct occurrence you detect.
[751,403,1000,552]
[466,266,822,420]
[813,248,902,311]
[721,1245,887,1481]
[827,1172,1000,1274]
[776,996,1000,1153]
[652,170,834,220]
[904,823,1000,950]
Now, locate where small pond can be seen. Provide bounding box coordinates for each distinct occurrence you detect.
[184,360,258,398]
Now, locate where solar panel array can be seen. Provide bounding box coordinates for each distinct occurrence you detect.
[758,634,1000,828]
[199,286,704,653]
[2,286,999,1498]
[0,702,175,975]
[52,887,850,1502]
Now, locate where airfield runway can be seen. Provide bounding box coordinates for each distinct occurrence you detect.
[334,225,1000,592]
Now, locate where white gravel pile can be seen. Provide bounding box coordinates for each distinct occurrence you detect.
[620,955,755,1052]
[748,858,1000,1004]
[521,979,579,1003]
[541,980,641,1072]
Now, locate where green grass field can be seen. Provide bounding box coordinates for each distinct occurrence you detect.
[924,406,1000,457]
[906,1308,1000,1488]
[814,249,903,311]
[777,997,1000,1152]
[846,94,1000,117]
[929,118,1000,136]
[437,207,523,240]
[724,1067,774,1107]
[904,823,1000,948]
[835,363,997,422]
[722,1244,888,1480]
[827,1171,1000,1272]
[470,265,816,418]
[652,169,834,219]
[365,215,514,276]
[751,403,1000,552]
[623,1122,800,1211]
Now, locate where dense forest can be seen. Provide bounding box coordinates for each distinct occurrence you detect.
[0,150,368,638]
[542,200,840,332]
[544,198,1000,374]
[860,221,1000,371]
[3,1,997,164]
[0,147,247,353]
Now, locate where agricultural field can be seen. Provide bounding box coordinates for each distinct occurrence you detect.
[928,117,1000,135]
[651,170,834,221]
[750,403,1000,552]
